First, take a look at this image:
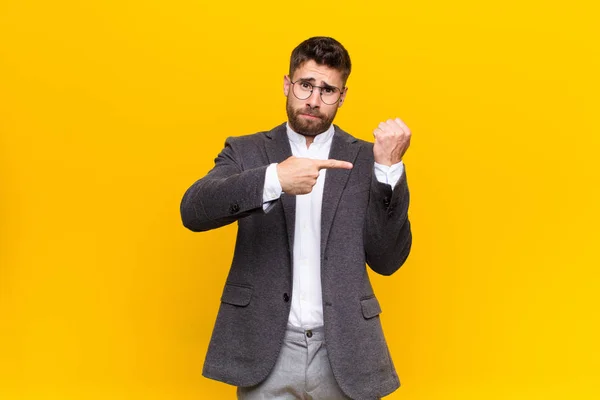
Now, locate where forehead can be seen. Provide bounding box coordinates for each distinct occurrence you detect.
[291,60,345,87]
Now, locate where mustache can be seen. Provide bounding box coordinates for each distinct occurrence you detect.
[297,108,324,118]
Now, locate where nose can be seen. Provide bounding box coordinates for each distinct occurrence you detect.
[305,88,322,108]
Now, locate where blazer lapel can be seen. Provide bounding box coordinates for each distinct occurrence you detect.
[264,124,296,256]
[320,126,360,260]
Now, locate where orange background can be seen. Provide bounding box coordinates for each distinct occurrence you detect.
[1,1,599,399]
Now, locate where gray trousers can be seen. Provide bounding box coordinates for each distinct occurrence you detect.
[237,326,352,400]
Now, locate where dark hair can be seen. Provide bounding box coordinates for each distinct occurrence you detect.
[289,37,352,85]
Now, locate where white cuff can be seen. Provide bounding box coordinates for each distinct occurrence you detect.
[263,163,283,211]
[374,161,404,189]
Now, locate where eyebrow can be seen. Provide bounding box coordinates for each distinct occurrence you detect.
[297,77,339,89]
[297,77,317,83]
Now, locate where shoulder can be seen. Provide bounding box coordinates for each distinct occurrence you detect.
[225,123,286,146]
[217,124,286,167]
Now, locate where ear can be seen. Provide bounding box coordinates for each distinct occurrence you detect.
[338,87,348,108]
[283,75,291,96]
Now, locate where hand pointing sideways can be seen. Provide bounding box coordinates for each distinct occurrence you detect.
[277,156,353,195]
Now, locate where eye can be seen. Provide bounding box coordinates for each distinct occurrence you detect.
[299,81,312,90]
[322,87,335,95]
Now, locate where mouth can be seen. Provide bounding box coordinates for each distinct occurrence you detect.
[300,113,321,120]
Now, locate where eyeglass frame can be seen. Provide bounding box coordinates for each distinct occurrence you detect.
[289,79,346,105]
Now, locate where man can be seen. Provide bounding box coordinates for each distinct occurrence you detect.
[180,36,412,400]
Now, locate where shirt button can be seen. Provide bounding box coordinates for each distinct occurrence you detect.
[306,330,313,338]
[283,293,290,302]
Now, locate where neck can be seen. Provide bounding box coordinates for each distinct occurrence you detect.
[286,122,333,149]
[303,135,315,148]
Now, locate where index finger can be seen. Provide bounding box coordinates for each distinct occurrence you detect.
[316,159,354,170]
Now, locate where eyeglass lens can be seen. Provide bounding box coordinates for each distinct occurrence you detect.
[292,81,341,105]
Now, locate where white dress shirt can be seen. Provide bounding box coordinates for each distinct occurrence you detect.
[262,123,404,328]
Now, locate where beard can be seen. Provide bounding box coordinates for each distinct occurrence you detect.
[286,97,337,137]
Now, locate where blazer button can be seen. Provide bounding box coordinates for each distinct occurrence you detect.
[383,197,391,207]
[229,203,240,214]
[283,293,290,302]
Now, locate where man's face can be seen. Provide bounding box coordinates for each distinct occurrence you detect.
[284,60,347,137]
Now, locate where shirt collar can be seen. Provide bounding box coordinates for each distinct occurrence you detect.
[285,122,335,146]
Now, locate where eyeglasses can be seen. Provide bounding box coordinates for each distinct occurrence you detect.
[290,80,344,105]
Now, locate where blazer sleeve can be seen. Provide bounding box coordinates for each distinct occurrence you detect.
[364,168,412,275]
[180,136,268,232]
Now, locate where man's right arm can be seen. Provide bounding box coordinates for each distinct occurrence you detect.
[181,136,353,231]
[180,137,269,232]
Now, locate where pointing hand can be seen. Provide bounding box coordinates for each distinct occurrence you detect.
[277,156,353,195]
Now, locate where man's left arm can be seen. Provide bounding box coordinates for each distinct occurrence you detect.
[364,118,413,275]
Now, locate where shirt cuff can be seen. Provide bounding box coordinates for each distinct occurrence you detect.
[374,161,404,189]
[263,163,283,211]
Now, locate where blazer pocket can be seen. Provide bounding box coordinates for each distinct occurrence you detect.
[221,283,253,307]
[360,295,382,319]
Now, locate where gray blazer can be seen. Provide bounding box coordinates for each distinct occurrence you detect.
[180,123,412,400]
